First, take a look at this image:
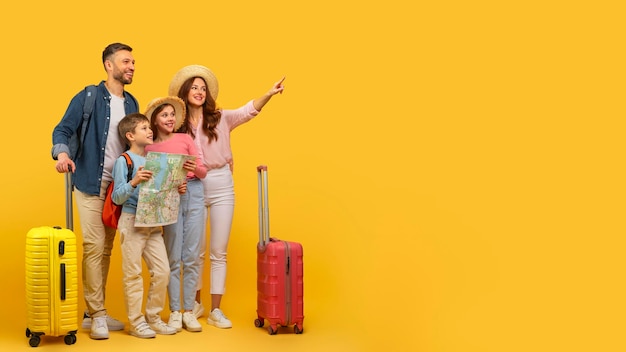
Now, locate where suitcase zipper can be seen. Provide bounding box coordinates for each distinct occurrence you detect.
[285,241,292,325]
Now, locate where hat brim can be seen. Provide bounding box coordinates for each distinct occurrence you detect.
[144,96,186,131]
[168,64,219,101]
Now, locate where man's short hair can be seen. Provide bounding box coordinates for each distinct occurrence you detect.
[102,43,133,64]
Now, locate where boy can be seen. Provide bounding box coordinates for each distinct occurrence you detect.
[111,113,177,338]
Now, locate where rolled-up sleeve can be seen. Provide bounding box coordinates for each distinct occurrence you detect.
[51,92,85,160]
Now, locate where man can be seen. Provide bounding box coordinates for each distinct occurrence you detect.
[51,42,139,340]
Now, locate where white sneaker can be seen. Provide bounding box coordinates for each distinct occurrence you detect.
[82,312,125,331]
[206,308,232,329]
[183,311,202,332]
[168,311,182,332]
[89,316,109,340]
[130,321,156,339]
[193,301,205,318]
[149,319,177,335]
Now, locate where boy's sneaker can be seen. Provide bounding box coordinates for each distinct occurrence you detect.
[89,316,109,340]
[82,312,125,331]
[182,311,202,332]
[167,311,182,332]
[193,301,205,318]
[129,321,156,339]
[149,319,177,335]
[206,308,232,329]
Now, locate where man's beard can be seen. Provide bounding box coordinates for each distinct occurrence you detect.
[114,71,132,85]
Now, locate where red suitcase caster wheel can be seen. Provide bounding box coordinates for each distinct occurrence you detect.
[268,325,277,335]
[294,324,303,334]
[254,319,264,328]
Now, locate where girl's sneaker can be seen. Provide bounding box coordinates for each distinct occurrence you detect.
[182,311,202,332]
[167,311,183,332]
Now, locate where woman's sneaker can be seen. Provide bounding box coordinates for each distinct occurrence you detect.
[193,301,205,318]
[167,311,183,332]
[182,312,202,332]
[129,321,156,339]
[206,308,232,329]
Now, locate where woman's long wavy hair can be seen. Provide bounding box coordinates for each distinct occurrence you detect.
[176,76,221,142]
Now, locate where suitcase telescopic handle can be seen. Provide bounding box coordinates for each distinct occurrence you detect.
[257,165,270,247]
[65,173,73,231]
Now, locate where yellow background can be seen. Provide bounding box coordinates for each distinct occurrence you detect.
[1,0,625,351]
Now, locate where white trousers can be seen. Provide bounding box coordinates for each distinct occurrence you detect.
[197,164,235,295]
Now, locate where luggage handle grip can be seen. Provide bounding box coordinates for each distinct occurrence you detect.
[65,173,73,231]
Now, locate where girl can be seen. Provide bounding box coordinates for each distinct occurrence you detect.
[144,96,208,332]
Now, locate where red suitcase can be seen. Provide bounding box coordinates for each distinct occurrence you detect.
[254,165,304,335]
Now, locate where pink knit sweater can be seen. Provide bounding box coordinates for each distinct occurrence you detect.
[193,100,259,171]
[145,133,207,179]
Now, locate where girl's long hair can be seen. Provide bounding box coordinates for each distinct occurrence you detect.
[176,77,221,142]
[149,103,172,141]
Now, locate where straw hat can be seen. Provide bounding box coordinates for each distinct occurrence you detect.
[144,96,186,130]
[168,64,219,101]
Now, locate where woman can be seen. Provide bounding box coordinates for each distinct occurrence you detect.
[169,65,284,328]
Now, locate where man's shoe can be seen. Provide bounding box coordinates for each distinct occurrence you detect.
[129,321,156,339]
[149,319,177,335]
[206,308,232,329]
[182,312,202,332]
[167,311,182,332]
[89,316,109,340]
[193,301,205,318]
[82,312,125,331]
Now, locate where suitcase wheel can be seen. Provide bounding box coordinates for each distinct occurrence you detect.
[254,318,264,328]
[294,324,303,334]
[64,333,77,345]
[29,335,41,347]
[268,325,278,335]
[26,328,42,347]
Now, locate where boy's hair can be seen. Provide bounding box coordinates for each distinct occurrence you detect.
[102,42,133,65]
[118,113,149,147]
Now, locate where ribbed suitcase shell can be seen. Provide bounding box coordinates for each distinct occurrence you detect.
[254,165,304,334]
[25,225,78,346]
[256,239,304,334]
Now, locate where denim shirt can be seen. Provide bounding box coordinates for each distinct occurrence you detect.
[51,81,139,196]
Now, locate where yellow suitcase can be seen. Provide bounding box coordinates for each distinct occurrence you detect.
[25,174,78,347]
